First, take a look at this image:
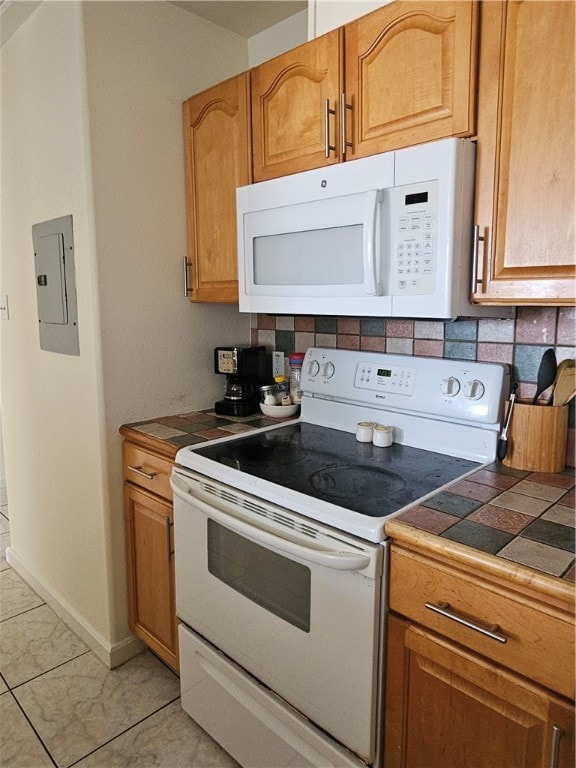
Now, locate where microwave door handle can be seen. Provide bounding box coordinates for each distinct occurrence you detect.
[364,190,381,295]
[171,476,371,572]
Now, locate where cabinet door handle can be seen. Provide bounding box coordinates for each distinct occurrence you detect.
[340,93,352,156]
[549,725,565,768]
[183,256,191,297]
[425,601,507,644]
[127,465,158,480]
[164,515,173,563]
[471,224,485,295]
[324,99,336,158]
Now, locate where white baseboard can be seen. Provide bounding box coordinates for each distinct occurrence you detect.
[6,546,145,668]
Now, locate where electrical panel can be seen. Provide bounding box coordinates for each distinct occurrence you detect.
[32,215,79,355]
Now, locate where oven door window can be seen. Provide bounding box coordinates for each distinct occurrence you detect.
[207,520,311,632]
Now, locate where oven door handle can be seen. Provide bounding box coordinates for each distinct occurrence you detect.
[171,476,372,572]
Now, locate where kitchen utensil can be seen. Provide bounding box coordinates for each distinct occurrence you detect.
[552,360,576,405]
[547,357,574,404]
[531,348,557,404]
[497,383,518,461]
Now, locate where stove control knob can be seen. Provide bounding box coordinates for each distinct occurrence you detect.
[307,360,320,377]
[465,379,485,400]
[322,362,335,379]
[441,376,461,397]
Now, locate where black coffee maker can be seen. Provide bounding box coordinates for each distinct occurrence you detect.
[214,345,270,416]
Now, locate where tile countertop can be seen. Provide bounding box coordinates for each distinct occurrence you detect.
[120,411,575,595]
[119,409,287,459]
[385,463,575,597]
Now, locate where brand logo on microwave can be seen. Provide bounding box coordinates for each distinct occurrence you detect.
[375,394,386,400]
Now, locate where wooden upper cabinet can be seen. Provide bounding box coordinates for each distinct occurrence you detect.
[250,2,478,181]
[251,29,343,181]
[473,1,575,305]
[345,0,478,159]
[183,73,251,302]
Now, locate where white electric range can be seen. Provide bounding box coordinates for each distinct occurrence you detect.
[171,348,509,768]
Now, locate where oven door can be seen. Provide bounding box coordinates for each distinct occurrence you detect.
[171,467,385,764]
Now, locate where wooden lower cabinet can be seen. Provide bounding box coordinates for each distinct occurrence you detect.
[124,480,179,672]
[384,535,575,768]
[385,615,574,768]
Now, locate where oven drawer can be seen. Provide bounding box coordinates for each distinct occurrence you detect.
[179,624,364,768]
[389,544,575,700]
[123,442,173,501]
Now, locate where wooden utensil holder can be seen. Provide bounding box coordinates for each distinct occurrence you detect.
[502,401,568,473]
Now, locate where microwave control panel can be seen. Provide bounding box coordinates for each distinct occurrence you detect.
[390,181,438,296]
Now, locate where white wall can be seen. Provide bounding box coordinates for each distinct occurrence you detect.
[249,8,308,67]
[1,0,250,665]
[83,0,251,653]
[307,0,389,37]
[0,416,6,506]
[1,0,112,655]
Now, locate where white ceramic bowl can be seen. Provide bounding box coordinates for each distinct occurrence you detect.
[259,403,300,418]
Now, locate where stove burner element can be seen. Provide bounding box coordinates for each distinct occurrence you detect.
[221,439,309,469]
[192,423,480,520]
[309,465,406,500]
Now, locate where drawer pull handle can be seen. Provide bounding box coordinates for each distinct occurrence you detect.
[127,465,158,480]
[425,601,507,644]
[550,725,565,768]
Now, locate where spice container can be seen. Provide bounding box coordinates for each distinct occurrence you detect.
[259,385,278,406]
[356,422,376,443]
[372,424,393,447]
[274,376,291,406]
[288,353,305,403]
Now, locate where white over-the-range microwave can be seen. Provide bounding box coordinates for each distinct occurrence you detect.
[236,138,512,319]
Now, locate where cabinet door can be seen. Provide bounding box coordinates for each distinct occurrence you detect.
[124,483,178,671]
[183,73,251,302]
[251,29,343,181]
[345,1,478,159]
[385,615,575,768]
[473,1,575,304]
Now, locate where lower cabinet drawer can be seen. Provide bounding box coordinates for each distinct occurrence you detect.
[389,545,574,700]
[179,624,363,768]
[123,442,173,500]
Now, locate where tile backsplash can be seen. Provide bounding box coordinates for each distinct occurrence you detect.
[251,306,576,465]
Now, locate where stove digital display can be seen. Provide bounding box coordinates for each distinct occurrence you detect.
[377,368,392,377]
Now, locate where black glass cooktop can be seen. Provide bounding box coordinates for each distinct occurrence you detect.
[193,423,480,518]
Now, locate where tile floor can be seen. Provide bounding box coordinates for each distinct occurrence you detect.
[0,494,239,768]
